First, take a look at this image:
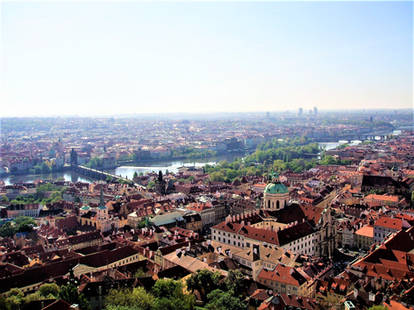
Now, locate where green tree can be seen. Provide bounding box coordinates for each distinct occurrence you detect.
[320,155,337,165]
[147,181,156,189]
[24,292,43,304]
[209,171,225,182]
[186,269,221,301]
[39,283,59,298]
[4,288,24,310]
[134,268,147,278]
[105,287,154,310]
[14,216,36,233]
[225,270,248,298]
[272,159,286,172]
[0,222,16,238]
[205,289,247,310]
[59,283,90,310]
[106,306,143,310]
[152,279,194,310]
[152,279,182,299]
[367,306,388,310]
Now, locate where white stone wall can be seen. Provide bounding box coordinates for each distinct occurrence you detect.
[283,232,319,256]
[374,226,397,243]
[211,228,245,248]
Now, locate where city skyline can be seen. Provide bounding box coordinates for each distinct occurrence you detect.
[1,1,412,117]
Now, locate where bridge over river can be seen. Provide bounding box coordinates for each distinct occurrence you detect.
[73,165,146,191]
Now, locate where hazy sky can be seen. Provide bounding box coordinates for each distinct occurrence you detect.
[1,1,412,117]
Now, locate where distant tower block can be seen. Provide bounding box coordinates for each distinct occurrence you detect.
[313,106,318,115]
[298,107,303,116]
[263,172,289,211]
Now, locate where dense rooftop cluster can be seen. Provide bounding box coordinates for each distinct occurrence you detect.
[0,111,404,175]
[0,121,413,309]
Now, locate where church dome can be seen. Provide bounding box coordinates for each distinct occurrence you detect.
[264,182,288,194]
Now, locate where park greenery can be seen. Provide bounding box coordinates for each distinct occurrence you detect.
[105,278,194,310]
[204,137,350,183]
[9,183,65,206]
[0,283,89,310]
[103,269,247,310]
[86,157,106,169]
[0,216,36,237]
[171,148,217,161]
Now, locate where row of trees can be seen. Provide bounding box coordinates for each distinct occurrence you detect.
[104,269,247,310]
[204,137,352,182]
[171,148,218,160]
[9,183,65,206]
[86,157,105,169]
[105,278,194,310]
[0,283,89,310]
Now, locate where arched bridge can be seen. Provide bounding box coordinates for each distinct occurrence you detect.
[73,165,146,190]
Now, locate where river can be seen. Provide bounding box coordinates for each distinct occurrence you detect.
[0,153,243,185]
[318,140,362,151]
[0,139,381,185]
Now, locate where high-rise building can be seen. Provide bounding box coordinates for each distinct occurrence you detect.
[313,106,318,115]
[298,107,303,116]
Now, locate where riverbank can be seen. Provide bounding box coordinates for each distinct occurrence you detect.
[0,138,379,185]
[0,152,244,185]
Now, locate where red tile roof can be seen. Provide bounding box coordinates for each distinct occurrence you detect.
[257,264,308,287]
[374,217,408,230]
[355,225,374,238]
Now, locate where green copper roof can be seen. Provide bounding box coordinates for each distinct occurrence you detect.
[80,206,91,210]
[264,182,288,194]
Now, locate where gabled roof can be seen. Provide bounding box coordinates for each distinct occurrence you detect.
[374,217,409,231]
[277,222,315,246]
[352,227,414,281]
[355,225,374,238]
[257,264,308,287]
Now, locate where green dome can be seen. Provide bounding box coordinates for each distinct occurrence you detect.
[264,182,288,194]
